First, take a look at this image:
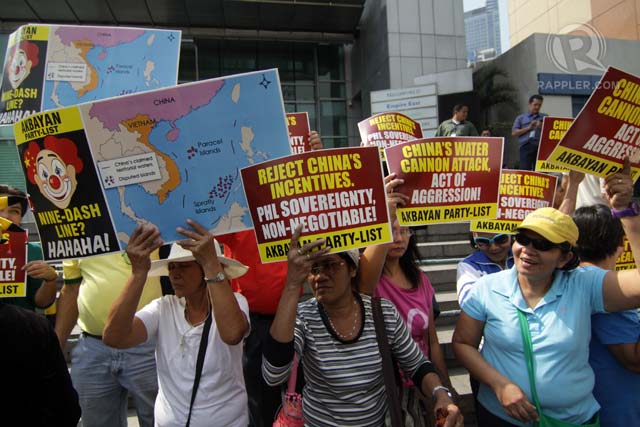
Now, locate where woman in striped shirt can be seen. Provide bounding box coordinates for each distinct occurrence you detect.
[262,227,463,427]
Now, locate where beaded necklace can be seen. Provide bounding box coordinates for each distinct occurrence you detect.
[324,298,359,340]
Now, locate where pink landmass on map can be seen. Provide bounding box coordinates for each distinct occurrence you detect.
[97,49,107,60]
[166,128,180,141]
[87,80,225,131]
[55,27,145,47]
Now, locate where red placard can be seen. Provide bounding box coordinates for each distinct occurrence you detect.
[286,112,310,154]
[547,67,640,180]
[385,137,504,225]
[0,222,28,298]
[536,117,572,172]
[358,112,423,156]
[470,170,557,233]
[240,147,392,263]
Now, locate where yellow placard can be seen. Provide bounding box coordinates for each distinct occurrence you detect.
[0,282,26,298]
[258,223,392,263]
[535,159,569,173]
[14,106,84,145]
[8,25,49,46]
[547,146,640,180]
[470,219,520,233]
[397,203,496,226]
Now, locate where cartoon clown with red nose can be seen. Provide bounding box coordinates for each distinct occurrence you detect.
[5,40,40,90]
[23,135,84,209]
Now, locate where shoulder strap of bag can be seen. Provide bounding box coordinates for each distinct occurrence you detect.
[372,297,403,427]
[287,353,299,393]
[186,307,213,427]
[516,309,542,413]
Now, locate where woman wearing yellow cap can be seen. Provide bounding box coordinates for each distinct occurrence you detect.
[452,160,640,427]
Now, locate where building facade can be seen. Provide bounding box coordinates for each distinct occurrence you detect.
[464,0,502,62]
[0,0,469,188]
[508,0,640,47]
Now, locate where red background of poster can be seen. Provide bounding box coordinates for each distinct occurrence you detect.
[0,226,27,295]
[384,137,503,208]
[241,147,388,243]
[358,112,423,149]
[286,112,310,154]
[537,116,573,163]
[547,67,640,176]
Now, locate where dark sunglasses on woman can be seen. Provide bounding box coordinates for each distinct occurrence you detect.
[514,233,562,251]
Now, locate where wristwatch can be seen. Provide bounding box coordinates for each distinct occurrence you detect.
[204,271,226,283]
[431,385,452,401]
[611,201,640,218]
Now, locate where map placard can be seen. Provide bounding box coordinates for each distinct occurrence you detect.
[0,223,28,298]
[1,24,181,125]
[287,112,310,154]
[385,137,503,225]
[241,147,392,263]
[535,117,572,172]
[358,112,423,158]
[470,170,557,233]
[546,67,640,180]
[15,69,292,261]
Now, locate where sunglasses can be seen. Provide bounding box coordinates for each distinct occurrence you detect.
[310,260,345,276]
[514,233,563,251]
[473,233,510,247]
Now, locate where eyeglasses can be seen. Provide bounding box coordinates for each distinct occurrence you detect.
[310,260,345,276]
[393,228,414,238]
[473,233,510,248]
[514,233,561,251]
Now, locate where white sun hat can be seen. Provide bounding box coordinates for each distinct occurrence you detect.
[148,241,249,279]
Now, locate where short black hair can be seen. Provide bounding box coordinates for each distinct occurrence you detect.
[572,204,624,263]
[529,94,544,103]
[0,185,28,217]
[452,104,468,114]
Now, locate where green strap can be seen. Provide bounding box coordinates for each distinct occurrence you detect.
[516,309,542,413]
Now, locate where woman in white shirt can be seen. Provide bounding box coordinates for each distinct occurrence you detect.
[104,220,250,427]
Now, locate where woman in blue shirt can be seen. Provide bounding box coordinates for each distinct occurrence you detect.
[452,161,640,427]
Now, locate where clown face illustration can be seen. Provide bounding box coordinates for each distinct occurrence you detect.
[8,47,31,89]
[34,149,78,209]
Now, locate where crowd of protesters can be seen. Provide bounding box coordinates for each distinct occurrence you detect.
[2,100,640,427]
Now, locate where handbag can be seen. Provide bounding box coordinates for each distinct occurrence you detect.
[273,353,304,427]
[517,310,600,427]
[372,296,403,427]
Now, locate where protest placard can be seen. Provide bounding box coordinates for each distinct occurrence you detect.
[616,236,636,271]
[358,112,423,158]
[15,107,120,260]
[287,112,310,154]
[385,137,503,225]
[0,222,28,298]
[547,67,640,180]
[0,24,181,125]
[14,69,292,261]
[535,117,572,172]
[240,147,392,263]
[470,170,557,233]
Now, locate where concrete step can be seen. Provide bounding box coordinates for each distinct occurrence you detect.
[435,290,459,312]
[418,240,473,260]
[416,222,470,242]
[421,263,458,289]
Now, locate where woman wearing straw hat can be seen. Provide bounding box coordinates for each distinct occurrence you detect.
[452,160,640,427]
[104,219,250,427]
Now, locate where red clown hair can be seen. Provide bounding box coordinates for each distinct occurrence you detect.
[23,135,84,185]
